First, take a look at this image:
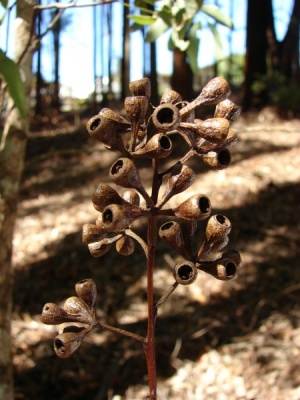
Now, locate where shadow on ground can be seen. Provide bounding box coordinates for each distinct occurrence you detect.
[13,176,300,399]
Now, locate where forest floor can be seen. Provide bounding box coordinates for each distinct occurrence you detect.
[12,107,300,400]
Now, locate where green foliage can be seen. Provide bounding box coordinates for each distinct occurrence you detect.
[0,49,26,116]
[0,0,8,7]
[252,70,300,115]
[130,0,233,75]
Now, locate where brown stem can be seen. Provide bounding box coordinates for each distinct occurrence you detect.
[144,214,158,400]
[98,322,145,343]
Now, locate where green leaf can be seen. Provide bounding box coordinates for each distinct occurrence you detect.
[145,16,170,42]
[208,22,223,61]
[0,49,26,116]
[134,0,156,7]
[187,22,201,75]
[169,29,189,51]
[201,4,233,28]
[1,0,8,8]
[128,14,156,25]
[185,0,203,19]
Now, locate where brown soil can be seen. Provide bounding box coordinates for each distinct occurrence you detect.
[13,108,300,400]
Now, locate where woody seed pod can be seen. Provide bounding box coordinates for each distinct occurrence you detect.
[180,77,231,117]
[158,163,195,208]
[198,258,237,281]
[41,303,88,325]
[116,235,135,256]
[63,296,91,319]
[87,109,129,154]
[132,133,172,159]
[122,189,140,206]
[222,249,242,269]
[174,261,198,285]
[129,77,151,99]
[214,99,241,121]
[202,149,231,169]
[75,279,97,310]
[197,235,229,259]
[159,221,192,260]
[102,204,143,232]
[180,118,230,144]
[205,214,231,243]
[160,89,182,105]
[41,303,70,325]
[222,129,238,149]
[152,103,181,132]
[125,96,149,150]
[92,183,127,212]
[54,326,88,358]
[82,223,108,244]
[109,158,153,206]
[88,239,114,258]
[174,194,211,221]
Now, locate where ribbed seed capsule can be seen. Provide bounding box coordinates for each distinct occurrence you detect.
[92,183,127,212]
[205,214,231,243]
[174,261,198,285]
[116,235,135,256]
[152,103,181,132]
[174,194,211,220]
[202,149,231,169]
[75,279,97,310]
[54,326,88,358]
[214,99,241,121]
[132,133,172,159]
[160,89,182,104]
[122,190,140,206]
[197,258,237,281]
[180,77,231,117]
[129,77,151,99]
[159,221,192,260]
[101,204,143,232]
[158,163,195,208]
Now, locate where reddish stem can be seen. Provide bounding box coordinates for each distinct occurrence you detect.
[144,214,158,400]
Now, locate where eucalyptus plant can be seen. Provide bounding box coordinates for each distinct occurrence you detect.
[41,76,242,399]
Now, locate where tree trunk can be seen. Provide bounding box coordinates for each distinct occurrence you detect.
[35,0,43,115]
[121,3,130,99]
[243,0,276,109]
[171,48,194,101]
[52,2,60,110]
[277,0,300,83]
[0,1,34,398]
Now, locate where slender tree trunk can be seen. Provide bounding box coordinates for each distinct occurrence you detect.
[35,0,43,115]
[53,1,60,110]
[171,48,194,101]
[0,1,34,398]
[243,0,276,109]
[278,0,300,83]
[121,2,130,99]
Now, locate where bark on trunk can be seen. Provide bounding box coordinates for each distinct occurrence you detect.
[243,0,276,110]
[171,48,194,101]
[0,1,34,398]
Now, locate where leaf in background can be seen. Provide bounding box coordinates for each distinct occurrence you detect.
[201,4,233,28]
[145,16,169,42]
[128,14,156,25]
[0,49,26,116]
[208,22,223,62]
[185,0,203,19]
[1,0,8,8]
[187,22,201,75]
[168,29,189,52]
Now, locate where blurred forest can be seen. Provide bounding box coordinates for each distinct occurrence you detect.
[1,0,300,399]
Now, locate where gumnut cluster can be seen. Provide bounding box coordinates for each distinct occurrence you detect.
[41,76,242,357]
